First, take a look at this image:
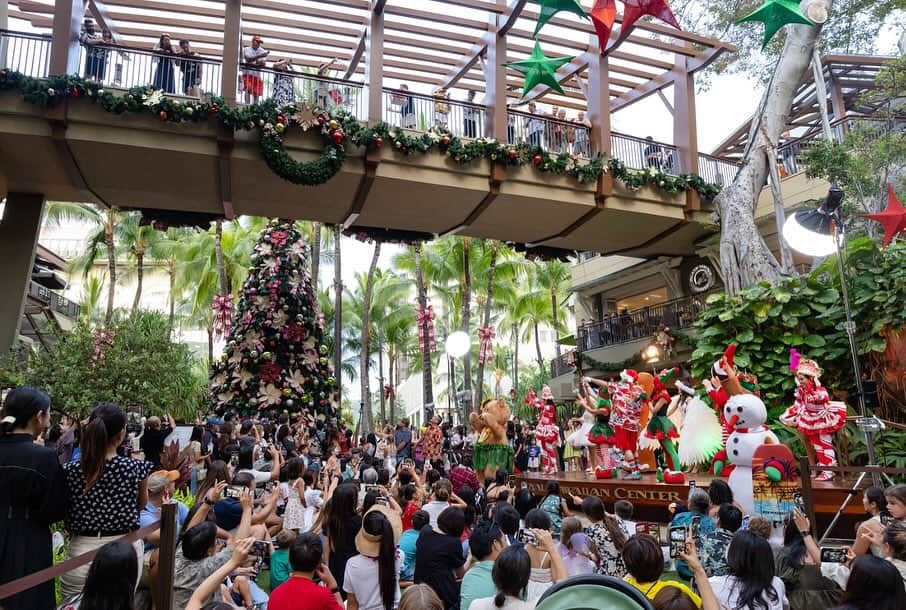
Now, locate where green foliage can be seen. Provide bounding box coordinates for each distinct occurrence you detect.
[0,351,25,388]
[172,487,196,509]
[690,239,906,419]
[25,311,201,419]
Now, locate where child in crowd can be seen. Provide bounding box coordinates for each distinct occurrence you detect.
[269,529,297,591]
[527,435,541,473]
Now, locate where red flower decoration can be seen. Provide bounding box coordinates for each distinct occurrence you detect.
[283,323,305,342]
[259,363,282,383]
[269,230,289,246]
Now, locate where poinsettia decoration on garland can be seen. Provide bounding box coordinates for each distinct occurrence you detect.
[0,70,721,199]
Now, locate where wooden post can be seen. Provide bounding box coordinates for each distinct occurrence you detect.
[798,455,818,540]
[221,0,242,104]
[365,0,385,125]
[586,36,612,199]
[49,0,84,76]
[155,503,178,610]
[811,48,834,142]
[673,46,700,211]
[484,14,508,142]
[0,193,45,354]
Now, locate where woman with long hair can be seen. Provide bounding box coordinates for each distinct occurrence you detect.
[152,33,176,93]
[282,457,308,532]
[323,482,362,598]
[187,424,208,496]
[468,545,534,610]
[832,555,906,610]
[0,387,67,610]
[60,403,153,598]
[58,541,138,609]
[537,481,572,535]
[776,510,840,609]
[194,459,230,504]
[556,516,596,576]
[399,584,443,610]
[344,506,402,610]
[708,530,787,610]
[581,495,628,577]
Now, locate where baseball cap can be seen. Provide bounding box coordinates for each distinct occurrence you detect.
[148,470,179,494]
[252,35,263,43]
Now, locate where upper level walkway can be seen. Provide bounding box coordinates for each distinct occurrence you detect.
[0,0,737,256]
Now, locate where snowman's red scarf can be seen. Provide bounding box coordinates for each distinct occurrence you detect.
[735,425,767,433]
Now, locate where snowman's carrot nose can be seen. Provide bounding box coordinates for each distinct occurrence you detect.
[727,414,740,428]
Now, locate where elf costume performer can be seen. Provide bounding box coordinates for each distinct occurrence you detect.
[780,350,847,481]
[580,377,617,479]
[589,370,644,480]
[644,368,685,484]
[533,386,561,475]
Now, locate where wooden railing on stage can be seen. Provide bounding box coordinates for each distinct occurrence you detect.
[0,503,178,610]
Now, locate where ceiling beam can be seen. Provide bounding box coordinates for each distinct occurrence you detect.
[345,28,367,79]
[87,0,120,42]
[373,0,388,14]
[519,50,595,104]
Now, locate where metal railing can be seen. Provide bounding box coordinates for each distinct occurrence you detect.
[611,132,679,175]
[240,65,365,116]
[507,109,591,157]
[576,291,714,352]
[0,29,52,78]
[77,42,222,96]
[698,153,739,186]
[28,281,80,318]
[551,352,575,378]
[383,87,486,139]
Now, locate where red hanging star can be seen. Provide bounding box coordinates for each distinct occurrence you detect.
[591,0,618,50]
[617,0,682,42]
[860,184,906,247]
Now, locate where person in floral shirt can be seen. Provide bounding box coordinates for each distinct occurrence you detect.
[423,416,444,473]
[698,504,742,578]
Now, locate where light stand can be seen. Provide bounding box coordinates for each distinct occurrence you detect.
[783,187,892,541]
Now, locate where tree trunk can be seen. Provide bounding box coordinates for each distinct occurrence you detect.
[513,329,519,396]
[214,220,229,294]
[378,337,386,425]
[474,242,498,406]
[551,288,561,359]
[716,5,829,294]
[104,215,116,327]
[388,349,395,425]
[311,222,321,291]
[534,322,544,373]
[413,243,435,410]
[168,261,176,330]
[207,322,214,365]
[333,225,343,403]
[132,249,144,312]
[460,238,473,422]
[360,242,381,434]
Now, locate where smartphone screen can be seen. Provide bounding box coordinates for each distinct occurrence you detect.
[820,547,847,563]
[669,526,686,558]
[690,516,701,540]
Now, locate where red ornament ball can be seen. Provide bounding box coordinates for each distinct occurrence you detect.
[533,154,542,165]
[317,115,326,125]
[0,69,6,78]
[508,148,517,159]
[159,111,168,121]
[277,114,286,124]
[441,135,451,145]
[209,104,219,115]
[332,130,345,144]
[70,88,79,98]
[375,136,383,148]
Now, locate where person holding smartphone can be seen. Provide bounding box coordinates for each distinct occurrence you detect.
[776,509,840,609]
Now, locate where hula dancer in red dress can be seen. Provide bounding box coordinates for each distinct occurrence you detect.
[780,350,847,480]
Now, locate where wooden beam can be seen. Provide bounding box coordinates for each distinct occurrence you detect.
[49,0,84,76]
[86,0,120,42]
[440,31,493,89]
[343,151,380,228]
[365,0,384,124]
[221,0,241,105]
[520,51,594,104]
[345,28,367,80]
[610,70,674,112]
[673,44,699,212]
[485,13,507,141]
[373,0,388,14]
[244,0,367,26]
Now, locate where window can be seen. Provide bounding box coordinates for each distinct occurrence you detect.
[615,287,669,313]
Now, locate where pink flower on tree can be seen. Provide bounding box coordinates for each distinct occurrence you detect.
[259,363,282,383]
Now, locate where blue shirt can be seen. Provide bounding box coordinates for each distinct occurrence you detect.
[460,560,495,610]
[395,428,413,459]
[140,500,189,551]
[669,511,716,580]
[399,529,419,580]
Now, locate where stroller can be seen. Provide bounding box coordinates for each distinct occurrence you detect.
[536,574,655,610]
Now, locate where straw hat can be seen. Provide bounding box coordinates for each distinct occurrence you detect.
[355,505,402,557]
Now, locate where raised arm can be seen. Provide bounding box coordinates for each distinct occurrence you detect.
[186,537,253,610]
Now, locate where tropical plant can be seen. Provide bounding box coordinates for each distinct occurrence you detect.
[114,212,163,312]
[359,242,382,434]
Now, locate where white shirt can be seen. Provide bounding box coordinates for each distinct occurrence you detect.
[242,46,267,75]
[238,468,271,486]
[343,552,403,610]
[423,500,449,528]
[468,582,548,610]
[302,488,324,531]
[708,575,788,610]
[620,519,637,539]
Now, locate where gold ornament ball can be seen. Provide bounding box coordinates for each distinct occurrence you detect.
[262,351,273,361]
[282,387,292,397]
[329,119,339,129]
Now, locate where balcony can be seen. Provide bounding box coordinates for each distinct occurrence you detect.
[550,351,575,378]
[27,280,80,319]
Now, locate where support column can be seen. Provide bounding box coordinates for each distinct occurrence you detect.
[0,1,8,70]
[221,0,242,105]
[365,1,385,125]
[673,48,700,211]
[484,14,508,142]
[49,0,85,76]
[586,36,612,198]
[0,193,45,354]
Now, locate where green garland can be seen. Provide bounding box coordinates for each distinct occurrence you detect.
[0,69,722,197]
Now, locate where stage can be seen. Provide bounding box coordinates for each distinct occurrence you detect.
[516,471,865,536]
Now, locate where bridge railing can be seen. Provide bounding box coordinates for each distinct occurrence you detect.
[698,152,739,185]
[383,87,487,139]
[507,109,591,157]
[241,65,365,117]
[0,29,52,78]
[611,132,680,175]
[76,42,223,97]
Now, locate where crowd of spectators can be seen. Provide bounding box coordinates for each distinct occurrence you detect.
[3,385,906,610]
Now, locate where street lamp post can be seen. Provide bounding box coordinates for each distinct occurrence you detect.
[445,331,470,425]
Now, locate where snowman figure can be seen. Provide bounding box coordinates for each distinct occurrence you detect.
[725,393,778,515]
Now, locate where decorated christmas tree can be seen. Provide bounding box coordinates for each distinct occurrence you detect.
[209,219,336,416]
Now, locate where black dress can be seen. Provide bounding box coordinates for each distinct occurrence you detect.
[326,514,361,599]
[0,434,68,610]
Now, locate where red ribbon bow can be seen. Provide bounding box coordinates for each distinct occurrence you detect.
[415,305,437,353]
[212,293,233,340]
[478,326,495,364]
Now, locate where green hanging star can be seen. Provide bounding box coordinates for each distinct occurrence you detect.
[737,0,814,50]
[533,0,589,37]
[503,41,575,98]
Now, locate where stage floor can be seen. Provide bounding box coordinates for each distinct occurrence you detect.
[516,470,864,535]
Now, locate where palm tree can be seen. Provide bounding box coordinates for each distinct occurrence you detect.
[532,260,571,358]
[473,241,498,406]
[77,273,106,326]
[369,270,414,425]
[45,202,121,327]
[359,242,381,434]
[333,224,343,404]
[515,288,554,373]
[115,211,162,312]
[413,243,434,409]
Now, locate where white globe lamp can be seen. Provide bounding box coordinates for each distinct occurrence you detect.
[445,331,470,358]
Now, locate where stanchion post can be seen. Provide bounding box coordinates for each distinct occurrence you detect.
[155,502,178,610]
[798,456,818,535]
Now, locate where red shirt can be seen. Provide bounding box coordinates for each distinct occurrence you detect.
[401,501,419,531]
[268,575,343,610]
